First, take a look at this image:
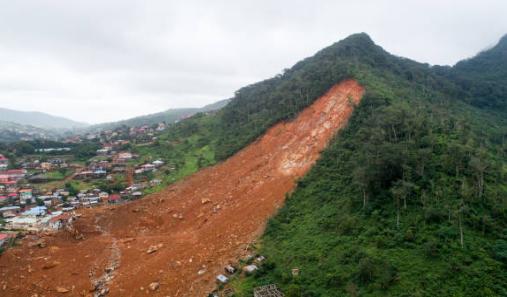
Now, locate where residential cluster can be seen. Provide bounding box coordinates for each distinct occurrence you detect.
[0,148,166,250]
[64,122,167,145]
[0,121,172,251]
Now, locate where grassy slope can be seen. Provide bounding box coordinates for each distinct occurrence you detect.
[133,113,219,192]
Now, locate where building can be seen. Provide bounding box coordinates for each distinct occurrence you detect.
[23,206,47,216]
[0,174,16,186]
[99,192,109,201]
[0,154,8,171]
[5,216,38,231]
[243,264,259,274]
[108,194,121,204]
[253,284,285,297]
[116,152,133,163]
[0,206,20,218]
[6,169,26,181]
[74,171,94,180]
[141,164,156,171]
[47,213,71,230]
[0,233,15,247]
[40,162,52,171]
[19,189,33,204]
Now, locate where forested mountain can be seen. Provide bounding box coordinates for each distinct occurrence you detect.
[0,107,88,129]
[159,33,506,296]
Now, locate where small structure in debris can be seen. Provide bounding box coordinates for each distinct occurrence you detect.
[253,284,284,297]
[223,288,235,297]
[255,255,266,263]
[224,264,236,274]
[243,264,258,274]
[216,274,229,284]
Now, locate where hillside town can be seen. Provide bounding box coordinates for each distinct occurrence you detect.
[0,122,170,251]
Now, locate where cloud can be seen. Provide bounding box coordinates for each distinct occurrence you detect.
[0,0,506,123]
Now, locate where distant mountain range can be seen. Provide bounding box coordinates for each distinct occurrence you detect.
[88,99,230,131]
[0,99,230,142]
[0,108,89,130]
[0,120,60,143]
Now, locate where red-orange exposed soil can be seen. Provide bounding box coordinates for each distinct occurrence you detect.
[0,80,364,297]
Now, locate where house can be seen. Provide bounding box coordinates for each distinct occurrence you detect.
[0,154,8,171]
[99,192,109,201]
[216,274,229,284]
[0,233,15,247]
[108,194,121,204]
[150,179,162,186]
[0,206,20,218]
[96,148,111,155]
[49,158,64,166]
[6,169,26,182]
[0,169,26,185]
[0,196,7,205]
[19,189,33,204]
[152,160,164,167]
[23,206,47,216]
[156,122,166,131]
[132,191,143,198]
[40,162,52,171]
[243,264,258,274]
[74,171,94,180]
[225,264,236,274]
[5,216,38,231]
[116,152,133,163]
[47,213,70,230]
[7,193,18,201]
[93,169,107,177]
[0,174,16,186]
[141,164,156,171]
[81,196,100,207]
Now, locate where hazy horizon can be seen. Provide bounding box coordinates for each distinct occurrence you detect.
[1,0,506,123]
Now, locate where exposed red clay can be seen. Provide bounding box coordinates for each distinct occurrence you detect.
[0,80,364,296]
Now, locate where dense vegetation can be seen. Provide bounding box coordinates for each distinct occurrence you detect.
[216,34,507,296]
[132,113,219,191]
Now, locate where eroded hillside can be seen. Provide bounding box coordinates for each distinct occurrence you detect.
[0,80,364,296]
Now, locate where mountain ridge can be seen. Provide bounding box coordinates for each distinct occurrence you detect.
[0,107,88,130]
[87,98,230,131]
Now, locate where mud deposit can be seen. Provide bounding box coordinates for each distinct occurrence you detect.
[0,80,364,296]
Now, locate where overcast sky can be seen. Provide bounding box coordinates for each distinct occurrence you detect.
[0,0,506,124]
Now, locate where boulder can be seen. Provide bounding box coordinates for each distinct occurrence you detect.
[56,286,70,293]
[148,282,159,291]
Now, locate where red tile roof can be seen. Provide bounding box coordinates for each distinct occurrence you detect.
[109,194,121,201]
[0,233,15,241]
